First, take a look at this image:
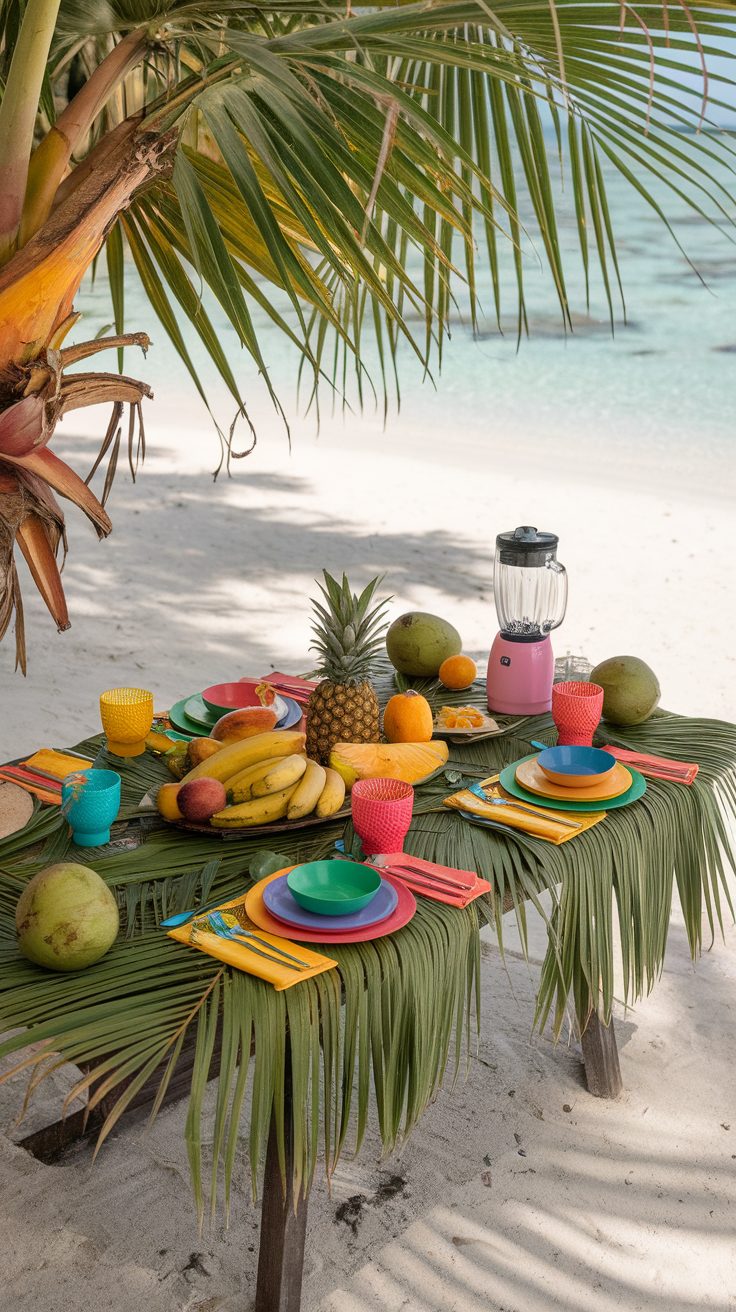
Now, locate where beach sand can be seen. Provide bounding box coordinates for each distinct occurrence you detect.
[2,896,735,1311]
[0,402,732,757]
[1,400,734,1310]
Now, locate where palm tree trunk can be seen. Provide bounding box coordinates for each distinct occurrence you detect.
[0,0,63,259]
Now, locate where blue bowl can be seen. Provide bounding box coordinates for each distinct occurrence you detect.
[537,746,616,788]
[287,860,381,916]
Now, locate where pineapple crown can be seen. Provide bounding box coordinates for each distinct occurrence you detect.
[309,571,391,685]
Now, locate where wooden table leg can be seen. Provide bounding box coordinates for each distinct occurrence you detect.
[255,1062,308,1312]
[580,1010,623,1099]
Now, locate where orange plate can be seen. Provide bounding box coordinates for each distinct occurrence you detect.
[516,756,633,802]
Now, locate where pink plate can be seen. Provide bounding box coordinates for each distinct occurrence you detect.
[245,869,416,944]
[202,680,285,718]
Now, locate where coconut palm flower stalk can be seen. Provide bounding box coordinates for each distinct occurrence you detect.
[0,0,735,667]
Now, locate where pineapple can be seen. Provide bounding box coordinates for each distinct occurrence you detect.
[306,572,390,765]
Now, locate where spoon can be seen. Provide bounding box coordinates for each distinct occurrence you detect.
[161,895,232,928]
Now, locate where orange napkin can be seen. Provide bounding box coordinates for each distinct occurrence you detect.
[0,765,60,806]
[24,749,94,779]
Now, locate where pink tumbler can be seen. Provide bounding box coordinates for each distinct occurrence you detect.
[552,681,604,747]
[351,778,414,856]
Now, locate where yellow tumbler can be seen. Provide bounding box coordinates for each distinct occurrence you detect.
[100,687,154,757]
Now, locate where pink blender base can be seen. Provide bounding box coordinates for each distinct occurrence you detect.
[486,633,555,714]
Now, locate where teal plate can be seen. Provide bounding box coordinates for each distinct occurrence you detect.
[498,757,647,812]
[167,698,203,738]
[184,695,220,729]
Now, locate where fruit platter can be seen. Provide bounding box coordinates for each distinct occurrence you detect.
[154,719,451,838]
[157,727,353,836]
[151,576,453,838]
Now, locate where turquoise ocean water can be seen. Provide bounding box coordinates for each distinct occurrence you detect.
[75,150,736,489]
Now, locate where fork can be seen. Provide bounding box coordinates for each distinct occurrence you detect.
[470,783,582,830]
[198,912,310,971]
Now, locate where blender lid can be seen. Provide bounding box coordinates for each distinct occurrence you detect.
[496,526,559,567]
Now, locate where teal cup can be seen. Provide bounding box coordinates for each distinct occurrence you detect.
[62,769,121,847]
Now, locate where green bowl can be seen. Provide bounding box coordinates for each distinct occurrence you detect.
[287,860,381,917]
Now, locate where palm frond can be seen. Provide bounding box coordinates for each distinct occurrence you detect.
[48,0,736,417]
[2,671,735,1216]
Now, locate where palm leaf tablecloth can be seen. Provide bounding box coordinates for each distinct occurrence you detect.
[1,674,735,1215]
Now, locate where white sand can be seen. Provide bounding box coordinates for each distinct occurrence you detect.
[2,898,735,1311]
[1,385,735,1310]
[0,397,733,758]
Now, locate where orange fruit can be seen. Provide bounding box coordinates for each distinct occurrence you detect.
[156,781,184,822]
[383,690,433,743]
[438,654,478,690]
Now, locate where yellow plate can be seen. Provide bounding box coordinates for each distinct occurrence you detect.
[515,756,633,802]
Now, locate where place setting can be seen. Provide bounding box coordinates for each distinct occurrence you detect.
[164,766,491,986]
[444,678,648,842]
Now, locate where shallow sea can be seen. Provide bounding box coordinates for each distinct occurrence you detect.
[74,150,736,491]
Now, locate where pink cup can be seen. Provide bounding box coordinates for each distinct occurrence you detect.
[351,778,414,856]
[552,681,604,747]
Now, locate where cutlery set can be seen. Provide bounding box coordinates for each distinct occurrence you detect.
[163,903,312,971]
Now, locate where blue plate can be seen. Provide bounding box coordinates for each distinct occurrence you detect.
[498,757,647,812]
[263,872,398,932]
[276,696,303,730]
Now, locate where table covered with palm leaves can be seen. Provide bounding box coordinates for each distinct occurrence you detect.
[1,675,735,1310]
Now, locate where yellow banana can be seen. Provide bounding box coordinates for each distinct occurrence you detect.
[316,767,346,818]
[227,755,287,804]
[287,759,327,820]
[180,730,306,786]
[210,784,298,828]
[251,753,307,797]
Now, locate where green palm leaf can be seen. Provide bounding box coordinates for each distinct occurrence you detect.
[2,672,735,1216]
[20,0,733,424]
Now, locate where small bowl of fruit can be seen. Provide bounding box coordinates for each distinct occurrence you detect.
[434,705,498,736]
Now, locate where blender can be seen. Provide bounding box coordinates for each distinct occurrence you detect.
[486,526,568,714]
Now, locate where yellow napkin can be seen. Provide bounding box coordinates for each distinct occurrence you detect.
[167,892,337,990]
[24,749,93,779]
[443,775,606,845]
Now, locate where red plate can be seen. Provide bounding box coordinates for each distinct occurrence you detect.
[245,869,416,943]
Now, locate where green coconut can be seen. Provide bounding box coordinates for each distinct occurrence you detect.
[591,655,661,726]
[16,863,119,971]
[386,611,462,677]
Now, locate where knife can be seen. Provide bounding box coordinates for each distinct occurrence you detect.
[385,863,476,892]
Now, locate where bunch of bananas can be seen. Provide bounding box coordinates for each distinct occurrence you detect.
[162,729,346,829]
